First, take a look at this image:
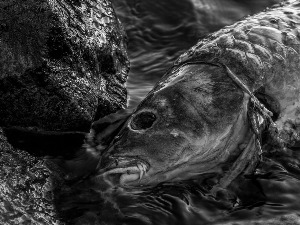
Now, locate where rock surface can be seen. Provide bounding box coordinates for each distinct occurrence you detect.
[0,0,129,132]
[0,128,64,224]
[217,213,300,225]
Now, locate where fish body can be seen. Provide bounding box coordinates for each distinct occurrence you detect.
[95,0,300,187]
[175,0,300,129]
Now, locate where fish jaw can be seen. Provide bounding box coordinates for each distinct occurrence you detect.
[98,157,150,186]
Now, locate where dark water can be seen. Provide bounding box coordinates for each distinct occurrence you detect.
[55,1,300,224]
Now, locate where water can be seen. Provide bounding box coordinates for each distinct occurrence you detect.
[56,149,300,224]
[55,1,300,224]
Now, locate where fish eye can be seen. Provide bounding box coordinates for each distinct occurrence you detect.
[130,111,157,130]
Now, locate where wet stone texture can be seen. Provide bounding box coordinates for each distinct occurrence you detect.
[0,0,129,132]
[0,128,64,224]
[218,213,300,225]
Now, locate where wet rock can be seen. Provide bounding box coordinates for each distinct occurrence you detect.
[0,0,129,132]
[217,213,300,225]
[0,128,64,224]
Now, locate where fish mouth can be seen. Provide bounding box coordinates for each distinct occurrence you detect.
[99,156,150,186]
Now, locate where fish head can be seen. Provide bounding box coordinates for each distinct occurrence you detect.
[98,64,248,187]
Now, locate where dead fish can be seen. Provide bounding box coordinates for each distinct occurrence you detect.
[93,0,300,187]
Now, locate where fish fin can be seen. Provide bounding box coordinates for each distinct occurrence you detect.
[247,98,267,136]
[211,133,259,195]
[255,91,280,121]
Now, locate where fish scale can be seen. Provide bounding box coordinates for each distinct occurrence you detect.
[174,0,300,93]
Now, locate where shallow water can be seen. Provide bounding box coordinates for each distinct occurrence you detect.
[56,1,300,224]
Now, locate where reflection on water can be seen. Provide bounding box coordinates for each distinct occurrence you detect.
[55,0,300,224]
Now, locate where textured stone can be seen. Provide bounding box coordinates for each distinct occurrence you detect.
[0,128,64,224]
[0,0,129,132]
[216,213,300,225]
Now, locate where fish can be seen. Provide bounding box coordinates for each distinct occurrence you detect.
[92,0,300,188]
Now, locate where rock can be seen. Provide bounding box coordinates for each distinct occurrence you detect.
[0,0,129,132]
[0,128,64,224]
[216,213,300,225]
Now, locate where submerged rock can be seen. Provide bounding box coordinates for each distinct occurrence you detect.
[0,128,64,224]
[0,0,129,132]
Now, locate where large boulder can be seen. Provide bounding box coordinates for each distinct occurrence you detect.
[0,128,64,224]
[0,0,129,132]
